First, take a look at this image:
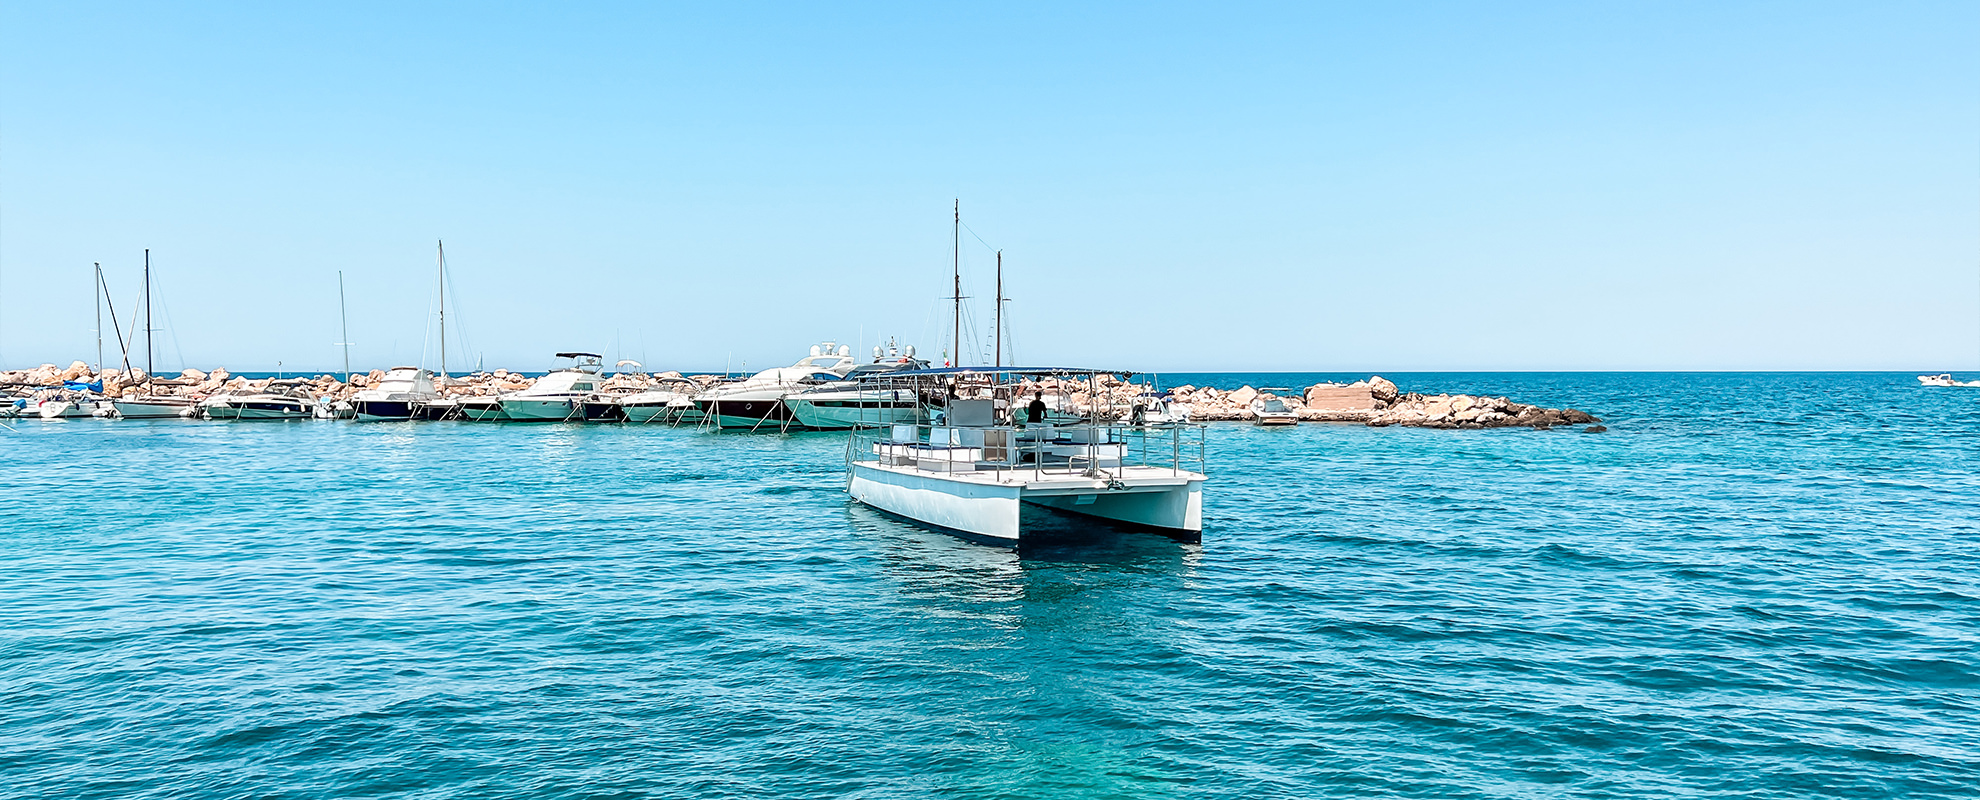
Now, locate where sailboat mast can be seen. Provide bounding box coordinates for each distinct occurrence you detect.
[338,271,351,384]
[94,263,103,374]
[952,200,961,367]
[994,250,1003,368]
[437,240,447,379]
[143,249,153,382]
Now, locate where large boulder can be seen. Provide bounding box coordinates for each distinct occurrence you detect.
[181,368,207,381]
[59,361,91,381]
[1228,386,1259,407]
[1368,375,1399,403]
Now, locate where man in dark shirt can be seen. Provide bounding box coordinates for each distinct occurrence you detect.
[1026,392,1047,424]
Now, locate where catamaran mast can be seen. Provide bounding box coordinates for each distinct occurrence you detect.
[437,240,447,380]
[994,250,1003,368]
[951,200,961,367]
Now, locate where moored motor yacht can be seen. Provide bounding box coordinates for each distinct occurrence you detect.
[497,353,606,422]
[35,390,108,419]
[200,382,320,420]
[456,396,505,420]
[782,345,930,430]
[693,342,861,430]
[607,376,702,424]
[348,367,440,421]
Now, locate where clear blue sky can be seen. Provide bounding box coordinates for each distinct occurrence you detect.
[2,2,1975,373]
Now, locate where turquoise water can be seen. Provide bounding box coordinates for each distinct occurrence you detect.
[4,373,1976,798]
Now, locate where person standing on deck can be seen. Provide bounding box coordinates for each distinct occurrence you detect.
[1027,392,1047,425]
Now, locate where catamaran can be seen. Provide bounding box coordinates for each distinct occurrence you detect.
[845,367,1206,545]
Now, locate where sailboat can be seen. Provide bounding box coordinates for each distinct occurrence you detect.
[111,250,200,419]
[410,241,466,419]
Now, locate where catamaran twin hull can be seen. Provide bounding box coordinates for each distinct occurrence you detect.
[847,461,1204,544]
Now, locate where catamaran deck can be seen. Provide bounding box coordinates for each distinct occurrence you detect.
[847,420,1207,543]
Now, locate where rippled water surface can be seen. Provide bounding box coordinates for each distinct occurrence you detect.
[4,373,1977,798]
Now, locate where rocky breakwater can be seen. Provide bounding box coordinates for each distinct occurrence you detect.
[3,362,712,403]
[1163,376,1601,430]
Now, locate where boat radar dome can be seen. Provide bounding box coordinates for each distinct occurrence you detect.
[904,344,915,358]
[838,344,851,357]
[810,345,822,357]
[873,346,884,360]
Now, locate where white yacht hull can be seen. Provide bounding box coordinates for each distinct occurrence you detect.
[37,400,96,419]
[206,402,314,420]
[848,462,1204,544]
[112,398,197,419]
[458,399,506,420]
[499,397,585,421]
[622,400,689,424]
[785,392,921,430]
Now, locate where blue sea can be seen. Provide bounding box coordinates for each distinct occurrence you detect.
[4,372,1976,799]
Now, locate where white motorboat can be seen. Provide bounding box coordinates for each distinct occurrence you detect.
[609,377,702,424]
[693,342,861,430]
[1250,396,1298,426]
[456,396,505,421]
[1918,373,1980,388]
[845,367,1207,545]
[200,382,319,420]
[1125,394,1189,427]
[348,367,440,421]
[783,345,930,430]
[35,392,107,419]
[497,353,605,422]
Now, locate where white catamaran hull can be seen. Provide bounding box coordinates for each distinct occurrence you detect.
[848,462,1204,543]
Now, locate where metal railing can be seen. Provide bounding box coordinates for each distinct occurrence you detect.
[846,421,1206,482]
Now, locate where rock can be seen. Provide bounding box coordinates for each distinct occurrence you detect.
[1368,375,1399,403]
[1561,409,1600,424]
[59,361,91,381]
[1420,396,1456,421]
[1583,425,1607,433]
[1228,386,1259,406]
[181,369,206,381]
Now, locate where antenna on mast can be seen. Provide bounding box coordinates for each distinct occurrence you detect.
[951,200,962,368]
